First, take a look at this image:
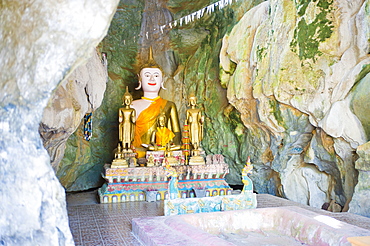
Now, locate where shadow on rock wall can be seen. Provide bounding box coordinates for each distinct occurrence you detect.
[40,50,108,191]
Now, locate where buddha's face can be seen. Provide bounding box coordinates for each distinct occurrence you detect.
[189,96,196,106]
[158,115,166,127]
[140,67,162,93]
[124,95,132,106]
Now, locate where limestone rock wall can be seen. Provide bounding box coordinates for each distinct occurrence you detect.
[350,141,370,217]
[40,50,108,171]
[219,0,370,214]
[0,0,119,245]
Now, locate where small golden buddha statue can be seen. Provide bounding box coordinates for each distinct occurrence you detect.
[186,94,204,150]
[191,143,201,157]
[148,112,180,151]
[112,143,128,168]
[118,87,136,152]
[163,143,180,166]
[115,143,123,159]
[131,47,181,157]
[146,153,155,167]
[189,143,205,165]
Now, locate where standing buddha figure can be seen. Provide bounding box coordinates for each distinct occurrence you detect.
[186,94,204,150]
[118,87,136,152]
[131,47,181,157]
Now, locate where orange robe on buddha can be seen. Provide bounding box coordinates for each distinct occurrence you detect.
[155,127,175,147]
[133,97,167,148]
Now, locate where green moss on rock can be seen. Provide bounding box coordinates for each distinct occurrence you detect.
[290,0,334,61]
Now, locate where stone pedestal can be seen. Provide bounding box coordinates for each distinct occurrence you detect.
[111,159,128,168]
[189,156,205,165]
[164,157,180,166]
[111,152,136,168]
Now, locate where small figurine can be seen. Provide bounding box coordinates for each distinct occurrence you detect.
[163,143,180,166]
[115,143,123,159]
[189,143,205,165]
[164,161,180,200]
[191,143,201,156]
[241,156,253,194]
[111,143,128,168]
[178,151,185,165]
[147,153,155,167]
[129,157,137,168]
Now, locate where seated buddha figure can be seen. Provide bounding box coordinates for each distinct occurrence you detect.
[131,49,181,156]
[149,112,176,151]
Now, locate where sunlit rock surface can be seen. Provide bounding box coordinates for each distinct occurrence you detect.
[0,0,118,245]
[220,0,369,214]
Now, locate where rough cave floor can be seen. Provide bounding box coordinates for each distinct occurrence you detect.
[67,192,370,246]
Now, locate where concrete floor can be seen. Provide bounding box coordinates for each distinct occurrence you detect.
[66,190,370,246]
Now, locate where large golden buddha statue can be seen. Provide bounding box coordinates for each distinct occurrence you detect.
[132,48,181,156]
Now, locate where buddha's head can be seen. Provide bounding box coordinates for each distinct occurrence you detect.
[136,47,166,92]
[122,86,133,106]
[140,67,163,93]
[157,112,166,127]
[188,94,197,107]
